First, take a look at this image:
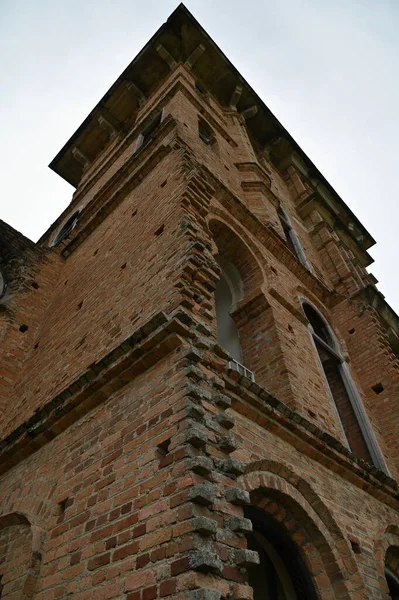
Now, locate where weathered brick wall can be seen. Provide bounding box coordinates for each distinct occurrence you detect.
[0,59,398,600]
[0,522,35,598]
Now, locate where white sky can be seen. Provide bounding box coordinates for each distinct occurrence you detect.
[1,0,398,312]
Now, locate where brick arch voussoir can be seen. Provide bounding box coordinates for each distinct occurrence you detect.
[239,469,362,599]
[207,207,268,288]
[245,459,345,540]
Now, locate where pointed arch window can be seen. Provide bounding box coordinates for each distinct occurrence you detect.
[278,206,311,270]
[302,301,387,472]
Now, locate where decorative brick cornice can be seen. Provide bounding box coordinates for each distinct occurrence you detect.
[221,368,399,508]
[0,311,187,476]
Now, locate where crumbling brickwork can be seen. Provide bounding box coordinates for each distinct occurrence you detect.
[0,5,398,599]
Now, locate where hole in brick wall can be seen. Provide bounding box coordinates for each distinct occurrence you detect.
[308,409,316,419]
[64,279,68,286]
[19,324,29,333]
[157,438,171,457]
[34,342,39,350]
[132,209,138,217]
[160,180,167,187]
[58,497,73,521]
[198,118,216,146]
[372,383,384,394]
[75,336,86,350]
[288,325,294,333]
[225,165,230,171]
[350,540,361,554]
[154,225,165,237]
[348,328,355,334]
[270,266,278,275]
[121,263,127,270]
[77,301,83,310]
[93,248,99,256]
[184,123,189,128]
[31,281,39,289]
[196,80,206,95]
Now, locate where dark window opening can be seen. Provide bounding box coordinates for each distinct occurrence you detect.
[303,303,333,346]
[198,118,215,145]
[135,109,164,153]
[277,206,310,270]
[245,507,318,600]
[0,271,6,299]
[53,211,80,246]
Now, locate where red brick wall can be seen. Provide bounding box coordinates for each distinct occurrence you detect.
[0,63,398,600]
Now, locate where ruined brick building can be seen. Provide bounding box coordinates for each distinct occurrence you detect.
[1,4,399,599]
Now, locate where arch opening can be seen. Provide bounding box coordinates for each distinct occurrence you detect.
[246,506,318,600]
[209,219,264,380]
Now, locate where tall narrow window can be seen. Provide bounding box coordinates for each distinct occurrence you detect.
[198,118,215,146]
[214,262,254,381]
[303,302,386,470]
[278,206,310,270]
[215,271,242,364]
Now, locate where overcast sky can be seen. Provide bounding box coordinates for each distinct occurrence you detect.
[1,0,398,312]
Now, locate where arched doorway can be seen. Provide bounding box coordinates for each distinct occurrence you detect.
[386,568,399,599]
[245,506,318,600]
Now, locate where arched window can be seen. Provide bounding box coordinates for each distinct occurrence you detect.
[302,301,387,471]
[386,568,399,599]
[277,206,310,270]
[198,118,216,146]
[245,507,317,600]
[52,210,81,247]
[215,268,243,364]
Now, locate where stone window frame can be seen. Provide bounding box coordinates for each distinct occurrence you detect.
[300,298,389,474]
[278,205,311,271]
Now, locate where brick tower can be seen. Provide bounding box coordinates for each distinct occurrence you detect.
[1,5,399,599]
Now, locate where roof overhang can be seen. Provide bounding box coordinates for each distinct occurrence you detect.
[49,3,375,251]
